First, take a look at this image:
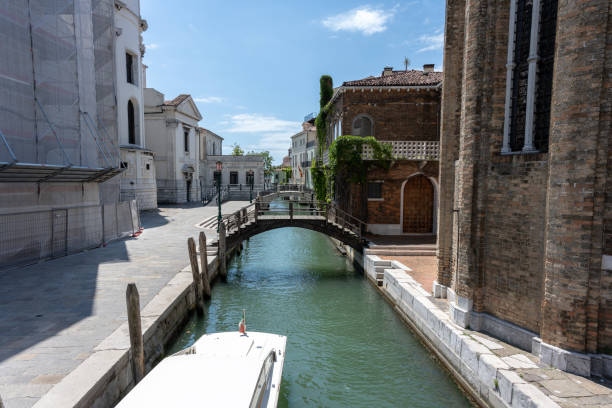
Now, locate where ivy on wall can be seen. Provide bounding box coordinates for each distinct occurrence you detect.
[329,136,392,184]
[315,75,333,152]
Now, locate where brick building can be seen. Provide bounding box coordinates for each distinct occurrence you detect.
[326,66,442,235]
[437,0,612,377]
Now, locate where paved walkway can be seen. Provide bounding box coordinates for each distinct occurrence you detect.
[0,201,247,408]
[381,255,437,293]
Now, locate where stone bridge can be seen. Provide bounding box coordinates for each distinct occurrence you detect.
[212,191,368,274]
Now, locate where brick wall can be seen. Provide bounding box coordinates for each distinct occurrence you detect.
[440,0,612,355]
[339,89,440,141]
[366,162,438,225]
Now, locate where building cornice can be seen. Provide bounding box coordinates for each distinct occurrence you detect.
[329,83,442,105]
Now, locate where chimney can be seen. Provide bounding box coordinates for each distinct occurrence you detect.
[382,66,393,77]
[423,64,435,73]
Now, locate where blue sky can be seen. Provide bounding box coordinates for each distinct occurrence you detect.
[141,1,445,164]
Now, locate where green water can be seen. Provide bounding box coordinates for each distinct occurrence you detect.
[169,223,473,407]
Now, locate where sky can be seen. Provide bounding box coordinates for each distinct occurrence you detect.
[141,1,445,164]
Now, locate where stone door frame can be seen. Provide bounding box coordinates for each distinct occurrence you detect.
[399,172,438,235]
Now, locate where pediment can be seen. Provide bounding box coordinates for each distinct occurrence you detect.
[177,97,203,121]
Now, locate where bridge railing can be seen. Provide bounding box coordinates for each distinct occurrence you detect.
[219,193,367,241]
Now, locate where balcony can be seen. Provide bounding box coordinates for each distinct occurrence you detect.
[362,141,439,161]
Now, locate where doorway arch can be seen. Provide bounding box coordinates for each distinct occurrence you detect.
[400,174,437,234]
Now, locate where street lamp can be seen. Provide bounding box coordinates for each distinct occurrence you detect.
[247,170,254,203]
[216,161,222,232]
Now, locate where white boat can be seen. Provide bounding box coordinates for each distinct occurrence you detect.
[116,330,287,408]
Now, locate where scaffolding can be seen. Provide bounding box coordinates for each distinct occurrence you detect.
[0,0,122,183]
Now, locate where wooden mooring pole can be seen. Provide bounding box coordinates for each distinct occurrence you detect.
[218,222,227,280]
[188,237,205,314]
[199,231,211,298]
[126,283,145,384]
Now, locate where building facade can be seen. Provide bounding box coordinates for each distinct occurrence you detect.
[326,66,442,235]
[437,0,612,377]
[0,0,140,268]
[290,120,316,186]
[144,91,202,204]
[114,0,157,210]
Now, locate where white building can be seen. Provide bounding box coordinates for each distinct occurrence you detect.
[0,0,141,268]
[114,0,157,210]
[144,91,202,203]
[290,121,316,187]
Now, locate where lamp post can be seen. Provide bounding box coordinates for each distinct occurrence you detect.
[216,161,222,232]
[247,170,254,203]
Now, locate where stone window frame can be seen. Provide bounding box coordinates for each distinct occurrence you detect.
[352,114,374,138]
[502,0,550,154]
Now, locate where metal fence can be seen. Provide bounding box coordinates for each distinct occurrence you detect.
[0,200,140,269]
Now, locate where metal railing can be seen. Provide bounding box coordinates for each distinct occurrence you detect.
[220,194,366,241]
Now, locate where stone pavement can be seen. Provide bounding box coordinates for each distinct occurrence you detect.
[0,201,247,408]
[380,254,612,407]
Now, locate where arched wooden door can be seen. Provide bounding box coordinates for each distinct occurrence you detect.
[402,175,434,233]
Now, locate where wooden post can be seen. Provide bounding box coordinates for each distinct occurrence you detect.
[218,223,227,280]
[126,283,145,384]
[188,237,204,314]
[199,232,211,298]
[289,202,293,220]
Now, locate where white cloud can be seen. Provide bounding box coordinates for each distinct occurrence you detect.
[146,43,159,50]
[194,96,225,104]
[224,113,300,134]
[417,32,444,52]
[322,6,395,36]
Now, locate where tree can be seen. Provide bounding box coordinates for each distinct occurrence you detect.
[231,143,244,156]
[247,150,273,176]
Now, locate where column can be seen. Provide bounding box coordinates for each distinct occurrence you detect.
[522,0,541,152]
[436,0,466,294]
[501,0,518,153]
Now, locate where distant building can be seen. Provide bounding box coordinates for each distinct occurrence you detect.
[114,0,157,210]
[324,65,442,235]
[281,153,291,168]
[144,91,202,203]
[290,120,316,187]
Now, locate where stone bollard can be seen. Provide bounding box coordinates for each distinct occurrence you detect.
[187,237,205,315]
[126,283,145,384]
[199,232,211,298]
[218,223,227,280]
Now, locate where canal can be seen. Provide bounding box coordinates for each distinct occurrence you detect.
[169,223,473,407]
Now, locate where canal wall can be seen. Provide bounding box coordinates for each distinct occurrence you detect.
[34,255,220,408]
[364,256,562,408]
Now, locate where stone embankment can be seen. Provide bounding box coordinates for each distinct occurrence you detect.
[34,254,220,408]
[364,254,612,408]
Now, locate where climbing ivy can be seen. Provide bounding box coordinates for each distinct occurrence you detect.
[315,75,333,152]
[311,158,329,202]
[329,135,393,184]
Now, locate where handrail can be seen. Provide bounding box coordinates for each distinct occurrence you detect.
[220,191,367,241]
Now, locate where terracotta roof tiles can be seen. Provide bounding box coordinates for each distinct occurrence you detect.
[343,70,442,87]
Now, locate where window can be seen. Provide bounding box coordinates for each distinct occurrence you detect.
[127,100,136,144]
[230,171,238,184]
[121,161,128,169]
[352,115,373,137]
[367,182,383,199]
[146,163,150,170]
[184,128,190,153]
[126,52,135,84]
[503,0,558,153]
